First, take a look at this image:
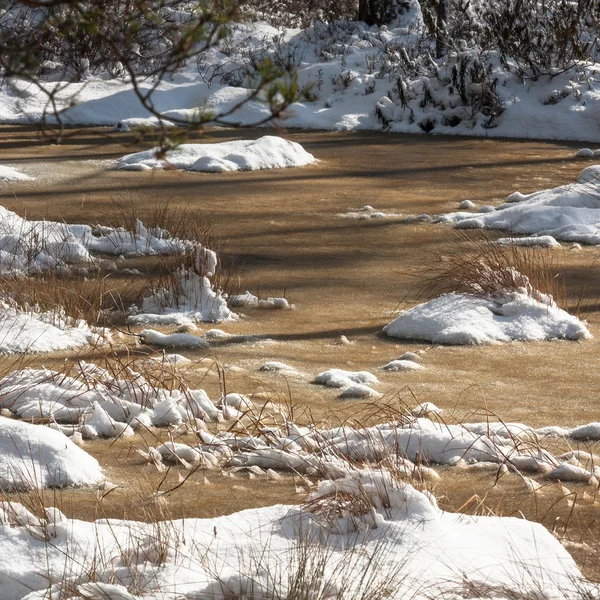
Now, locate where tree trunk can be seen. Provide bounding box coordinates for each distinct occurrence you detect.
[435,0,447,58]
[358,0,372,23]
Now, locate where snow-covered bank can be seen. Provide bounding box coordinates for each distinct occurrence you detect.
[440,165,600,244]
[0,417,103,490]
[4,18,600,142]
[0,469,591,600]
[383,290,591,345]
[114,136,316,172]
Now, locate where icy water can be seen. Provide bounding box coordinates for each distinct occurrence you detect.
[1,126,599,577]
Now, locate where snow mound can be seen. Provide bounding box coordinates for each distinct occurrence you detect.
[114,136,315,172]
[547,463,596,484]
[313,368,378,388]
[0,165,32,181]
[442,166,600,244]
[459,200,476,209]
[258,297,292,309]
[228,291,259,307]
[383,291,590,345]
[496,235,561,248]
[568,422,600,440]
[383,359,424,371]
[0,417,103,490]
[259,361,296,373]
[0,302,97,354]
[139,329,210,349]
[339,384,380,399]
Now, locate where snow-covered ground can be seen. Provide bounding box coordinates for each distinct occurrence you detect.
[438,165,600,244]
[3,15,600,142]
[114,136,316,172]
[0,469,591,600]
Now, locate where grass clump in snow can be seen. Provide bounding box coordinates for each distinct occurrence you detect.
[415,234,570,308]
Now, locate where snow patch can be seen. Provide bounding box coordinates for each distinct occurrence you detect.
[130,264,234,324]
[114,136,315,172]
[0,165,33,181]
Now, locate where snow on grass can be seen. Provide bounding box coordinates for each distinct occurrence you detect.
[0,205,213,276]
[146,353,191,366]
[129,268,234,325]
[5,18,600,145]
[0,301,98,354]
[0,467,590,600]
[81,402,134,439]
[440,165,600,244]
[383,291,590,345]
[0,166,32,182]
[0,362,224,436]
[0,417,103,490]
[411,402,443,417]
[113,136,315,172]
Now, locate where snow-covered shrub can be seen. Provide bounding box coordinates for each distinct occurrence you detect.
[358,0,422,27]
[239,0,358,28]
[0,1,212,81]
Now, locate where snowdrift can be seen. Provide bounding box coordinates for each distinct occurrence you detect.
[114,136,316,172]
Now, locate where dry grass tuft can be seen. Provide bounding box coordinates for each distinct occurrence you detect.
[405,232,573,310]
[0,271,118,325]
